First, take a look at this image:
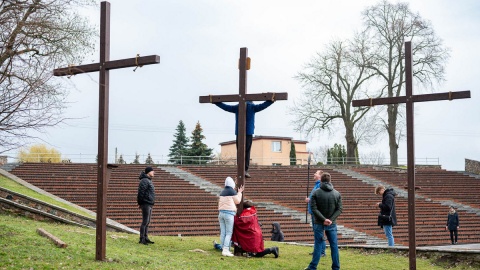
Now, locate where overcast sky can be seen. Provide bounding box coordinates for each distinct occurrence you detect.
[12,0,479,170]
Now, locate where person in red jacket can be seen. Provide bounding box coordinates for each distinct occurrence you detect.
[231,201,279,258]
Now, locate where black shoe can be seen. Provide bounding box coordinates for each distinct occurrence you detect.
[245,172,251,178]
[272,247,279,258]
[145,238,155,244]
[139,239,148,245]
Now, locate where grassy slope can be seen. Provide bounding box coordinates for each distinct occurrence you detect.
[0,175,93,218]
[0,213,473,270]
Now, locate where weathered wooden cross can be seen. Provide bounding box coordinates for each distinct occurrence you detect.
[352,41,470,270]
[199,47,287,213]
[53,1,160,261]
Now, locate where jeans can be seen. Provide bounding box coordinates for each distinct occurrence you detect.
[383,225,395,246]
[139,204,153,240]
[218,211,235,249]
[449,229,458,244]
[311,215,326,255]
[307,223,340,270]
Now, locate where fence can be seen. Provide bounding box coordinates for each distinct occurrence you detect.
[1,152,439,167]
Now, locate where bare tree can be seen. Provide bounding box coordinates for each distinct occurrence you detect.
[291,36,380,163]
[361,0,449,166]
[0,0,96,153]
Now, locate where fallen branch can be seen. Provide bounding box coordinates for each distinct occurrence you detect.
[36,228,67,248]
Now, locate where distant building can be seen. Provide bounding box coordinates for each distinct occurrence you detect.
[219,135,310,166]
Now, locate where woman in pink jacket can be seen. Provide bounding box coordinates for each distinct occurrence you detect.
[217,176,244,257]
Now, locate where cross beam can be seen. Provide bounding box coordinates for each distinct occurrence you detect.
[199,47,287,214]
[53,1,160,261]
[353,41,470,270]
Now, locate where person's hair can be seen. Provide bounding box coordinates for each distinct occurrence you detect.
[375,185,385,195]
[243,200,254,208]
[320,172,331,182]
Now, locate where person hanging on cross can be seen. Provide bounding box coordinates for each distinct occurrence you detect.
[215,100,275,178]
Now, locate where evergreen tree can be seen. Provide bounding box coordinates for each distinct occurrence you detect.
[145,153,154,164]
[185,121,213,164]
[117,154,126,164]
[327,144,347,164]
[289,141,296,165]
[168,120,189,164]
[132,152,140,164]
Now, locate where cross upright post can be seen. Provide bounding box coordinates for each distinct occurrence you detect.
[352,41,470,270]
[53,1,160,261]
[199,47,287,214]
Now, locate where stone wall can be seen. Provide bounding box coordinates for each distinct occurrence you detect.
[465,158,480,174]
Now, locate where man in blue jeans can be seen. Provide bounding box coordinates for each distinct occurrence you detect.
[305,172,343,270]
[305,170,326,257]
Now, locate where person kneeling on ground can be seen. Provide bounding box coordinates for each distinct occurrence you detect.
[230,201,279,258]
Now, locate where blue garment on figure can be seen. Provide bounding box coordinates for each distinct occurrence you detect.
[215,101,273,135]
[308,180,321,215]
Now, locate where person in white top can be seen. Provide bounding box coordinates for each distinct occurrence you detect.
[217,176,244,257]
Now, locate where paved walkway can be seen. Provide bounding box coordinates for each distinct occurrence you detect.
[417,243,480,254]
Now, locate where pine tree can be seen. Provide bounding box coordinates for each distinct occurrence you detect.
[185,121,213,164]
[118,154,126,164]
[168,120,189,164]
[145,153,154,164]
[289,141,296,165]
[132,152,140,164]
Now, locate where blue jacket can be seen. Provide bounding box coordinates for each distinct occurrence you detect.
[308,180,321,215]
[215,101,273,135]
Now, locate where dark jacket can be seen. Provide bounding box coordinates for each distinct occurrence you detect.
[378,188,397,227]
[447,212,459,231]
[310,182,343,224]
[215,101,273,135]
[137,172,155,205]
[271,222,285,242]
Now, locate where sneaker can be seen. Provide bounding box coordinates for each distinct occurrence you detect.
[145,238,154,244]
[245,172,252,178]
[272,247,279,258]
[222,249,234,257]
[321,253,326,257]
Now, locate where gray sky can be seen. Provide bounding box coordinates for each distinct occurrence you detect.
[15,0,479,170]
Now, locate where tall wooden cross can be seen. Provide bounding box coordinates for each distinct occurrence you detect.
[352,41,470,270]
[53,1,160,261]
[199,47,287,213]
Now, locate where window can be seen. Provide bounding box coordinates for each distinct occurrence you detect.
[271,141,282,152]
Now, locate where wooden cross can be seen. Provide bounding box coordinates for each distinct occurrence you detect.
[352,41,470,270]
[53,1,160,261]
[199,47,287,213]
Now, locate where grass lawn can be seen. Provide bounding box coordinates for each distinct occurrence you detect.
[0,213,475,270]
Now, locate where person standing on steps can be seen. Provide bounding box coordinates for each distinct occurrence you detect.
[375,185,397,247]
[446,206,459,245]
[214,100,274,178]
[137,166,156,245]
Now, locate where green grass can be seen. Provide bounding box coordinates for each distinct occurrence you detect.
[0,213,476,270]
[0,175,94,218]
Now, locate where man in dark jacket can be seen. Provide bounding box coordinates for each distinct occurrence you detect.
[305,172,342,270]
[375,185,397,246]
[137,166,155,245]
[215,100,274,178]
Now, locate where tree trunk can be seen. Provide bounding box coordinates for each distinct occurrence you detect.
[387,104,399,166]
[345,126,358,164]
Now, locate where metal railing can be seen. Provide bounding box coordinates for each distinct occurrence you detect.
[1,152,439,167]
